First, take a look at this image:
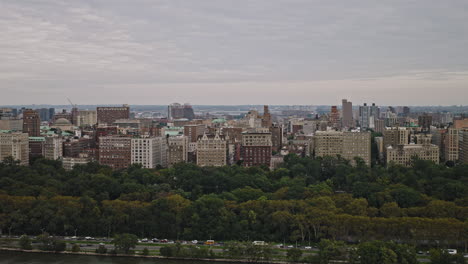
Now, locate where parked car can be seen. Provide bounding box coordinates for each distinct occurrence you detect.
[447,249,457,255]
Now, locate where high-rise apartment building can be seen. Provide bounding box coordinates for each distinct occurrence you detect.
[402,106,410,117]
[359,103,371,129]
[329,106,340,129]
[22,109,41,137]
[98,136,132,169]
[241,129,272,167]
[341,99,353,128]
[77,110,97,127]
[444,128,459,162]
[63,137,91,157]
[415,134,432,145]
[196,133,227,167]
[342,132,371,165]
[0,131,29,165]
[386,144,439,166]
[184,124,206,143]
[314,131,343,158]
[383,127,410,148]
[0,108,17,119]
[29,137,45,159]
[314,131,371,165]
[359,103,379,130]
[418,113,433,133]
[167,136,188,166]
[131,137,168,168]
[44,136,63,160]
[370,103,380,119]
[461,130,468,163]
[262,105,272,128]
[270,125,283,152]
[97,105,130,125]
[37,108,55,122]
[374,119,385,134]
[0,119,23,131]
[168,103,195,120]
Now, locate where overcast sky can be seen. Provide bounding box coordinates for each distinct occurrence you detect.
[1,0,468,106]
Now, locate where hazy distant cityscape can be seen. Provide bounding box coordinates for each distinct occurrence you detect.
[1,100,467,170]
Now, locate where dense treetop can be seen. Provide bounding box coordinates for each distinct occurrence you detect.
[0,156,467,245]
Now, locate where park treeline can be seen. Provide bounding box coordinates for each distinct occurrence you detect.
[0,155,467,246]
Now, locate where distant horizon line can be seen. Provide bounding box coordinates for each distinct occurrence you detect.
[1,104,468,107]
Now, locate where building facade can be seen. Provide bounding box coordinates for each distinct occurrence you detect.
[342,132,371,165]
[98,136,132,169]
[386,144,439,166]
[44,136,63,160]
[22,109,41,137]
[241,130,272,167]
[167,136,188,166]
[0,131,29,165]
[314,131,371,165]
[196,133,227,167]
[77,110,97,127]
[97,105,130,125]
[184,124,206,143]
[131,137,168,168]
[341,99,353,128]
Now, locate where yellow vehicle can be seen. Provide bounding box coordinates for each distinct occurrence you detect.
[205,240,215,245]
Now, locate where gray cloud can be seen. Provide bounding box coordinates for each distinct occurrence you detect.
[0,0,467,105]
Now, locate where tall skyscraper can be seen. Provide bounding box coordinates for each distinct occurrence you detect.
[359,103,379,130]
[341,99,353,128]
[359,103,371,129]
[22,109,41,137]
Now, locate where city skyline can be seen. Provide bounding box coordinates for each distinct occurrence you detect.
[1,0,468,105]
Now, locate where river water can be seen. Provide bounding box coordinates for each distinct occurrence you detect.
[0,251,214,264]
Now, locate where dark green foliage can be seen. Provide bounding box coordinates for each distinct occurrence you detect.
[0,157,467,246]
[35,232,65,252]
[429,249,466,264]
[95,245,107,254]
[141,247,149,256]
[317,239,348,264]
[18,235,32,250]
[286,248,303,262]
[71,243,80,252]
[112,233,138,254]
[355,241,417,264]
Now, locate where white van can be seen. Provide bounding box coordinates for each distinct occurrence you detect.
[253,241,267,246]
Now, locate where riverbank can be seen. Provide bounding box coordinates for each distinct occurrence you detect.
[0,247,297,264]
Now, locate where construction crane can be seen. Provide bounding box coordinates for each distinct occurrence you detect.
[67,98,77,109]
